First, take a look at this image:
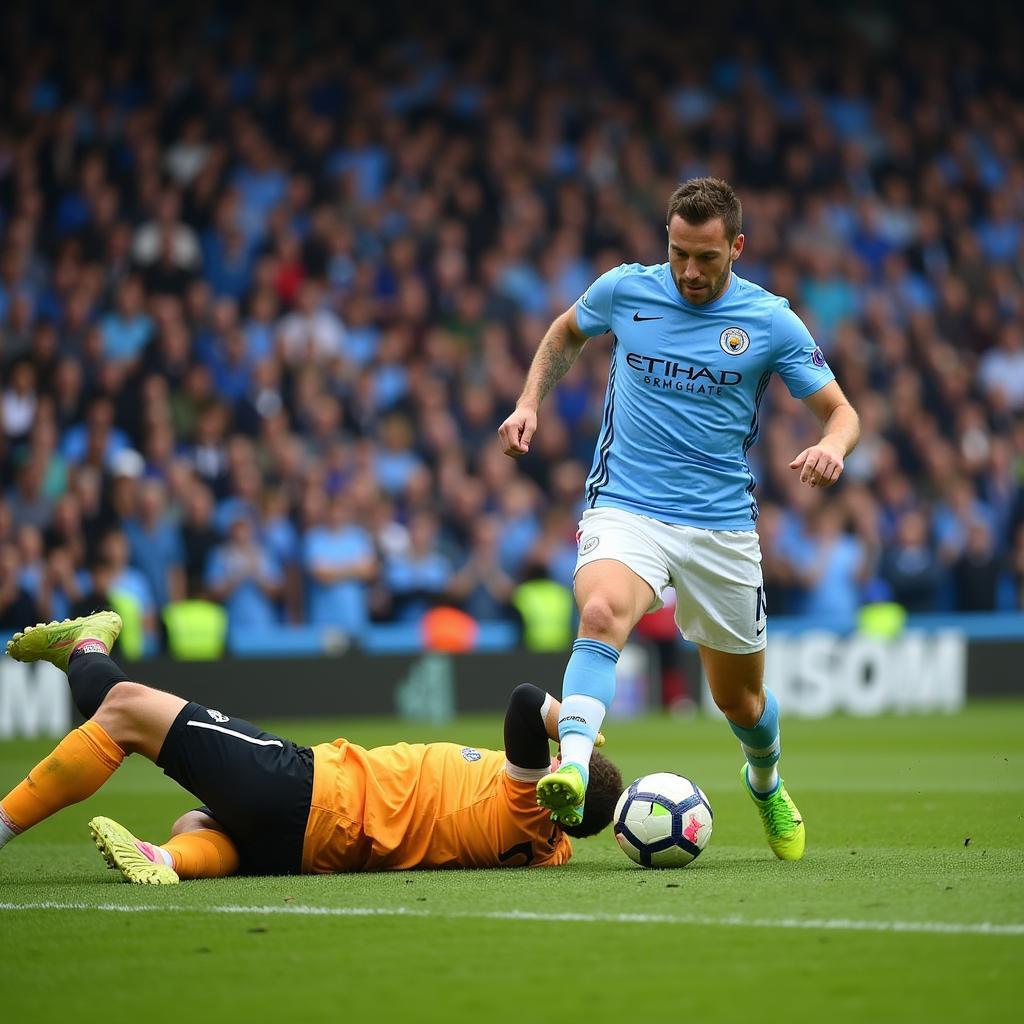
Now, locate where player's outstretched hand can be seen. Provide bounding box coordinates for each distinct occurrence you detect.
[789,441,844,488]
[498,406,537,458]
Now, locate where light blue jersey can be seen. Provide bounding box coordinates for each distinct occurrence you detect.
[575,264,834,529]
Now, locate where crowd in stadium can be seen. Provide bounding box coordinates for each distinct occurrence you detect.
[1,2,1023,651]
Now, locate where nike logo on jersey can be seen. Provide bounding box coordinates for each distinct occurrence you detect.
[632,312,663,321]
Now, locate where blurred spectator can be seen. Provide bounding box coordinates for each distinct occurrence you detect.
[180,483,220,596]
[101,529,158,649]
[61,398,130,471]
[783,503,866,629]
[632,587,693,711]
[186,402,231,493]
[122,478,185,610]
[448,516,517,622]
[496,478,542,577]
[302,494,377,633]
[26,413,68,501]
[934,476,996,566]
[69,556,118,622]
[206,516,284,629]
[164,117,212,188]
[0,544,43,631]
[259,488,303,621]
[374,414,424,498]
[7,460,53,530]
[879,511,945,613]
[1,295,36,364]
[2,361,37,441]
[977,322,1024,413]
[13,525,47,610]
[383,510,452,621]
[277,280,345,365]
[41,544,84,621]
[100,276,154,365]
[132,190,201,273]
[953,521,1001,612]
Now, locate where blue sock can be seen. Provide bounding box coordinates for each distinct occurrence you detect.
[728,688,781,797]
[557,638,619,785]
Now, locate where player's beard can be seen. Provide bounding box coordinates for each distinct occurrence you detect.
[677,260,732,305]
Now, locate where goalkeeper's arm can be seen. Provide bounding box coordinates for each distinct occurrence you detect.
[503,684,604,776]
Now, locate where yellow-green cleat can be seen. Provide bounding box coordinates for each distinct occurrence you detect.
[536,763,586,827]
[5,611,122,674]
[742,765,805,861]
[88,816,179,885]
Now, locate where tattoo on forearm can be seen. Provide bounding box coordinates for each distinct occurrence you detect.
[528,332,580,403]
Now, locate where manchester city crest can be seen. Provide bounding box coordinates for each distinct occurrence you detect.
[719,326,750,355]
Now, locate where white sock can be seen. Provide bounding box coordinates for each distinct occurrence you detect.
[0,811,18,851]
[153,845,174,867]
[559,733,595,774]
[558,695,607,780]
[747,764,779,796]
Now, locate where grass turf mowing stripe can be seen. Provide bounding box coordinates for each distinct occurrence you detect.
[3,901,1022,936]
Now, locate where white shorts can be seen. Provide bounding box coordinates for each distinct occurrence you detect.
[574,506,766,654]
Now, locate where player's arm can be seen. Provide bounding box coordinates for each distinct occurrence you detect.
[498,306,588,458]
[771,304,859,489]
[503,683,604,781]
[790,380,860,488]
[503,683,556,779]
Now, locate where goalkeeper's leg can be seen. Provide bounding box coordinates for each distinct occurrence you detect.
[1,614,185,852]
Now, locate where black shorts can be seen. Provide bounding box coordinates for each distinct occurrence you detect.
[156,701,314,876]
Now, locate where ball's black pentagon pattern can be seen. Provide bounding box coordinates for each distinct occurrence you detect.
[614,776,711,866]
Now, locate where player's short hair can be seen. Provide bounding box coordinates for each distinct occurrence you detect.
[561,752,624,839]
[666,177,742,242]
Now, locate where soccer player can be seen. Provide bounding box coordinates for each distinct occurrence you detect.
[0,612,621,883]
[498,177,860,858]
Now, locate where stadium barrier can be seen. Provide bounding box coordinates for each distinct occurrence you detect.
[1,616,1022,739]
[699,629,966,718]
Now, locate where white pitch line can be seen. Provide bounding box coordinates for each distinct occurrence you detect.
[1,901,1022,937]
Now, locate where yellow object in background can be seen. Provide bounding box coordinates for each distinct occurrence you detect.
[512,578,574,652]
[162,600,227,660]
[107,590,144,660]
[857,602,907,640]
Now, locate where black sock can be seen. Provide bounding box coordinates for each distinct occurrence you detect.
[67,653,131,718]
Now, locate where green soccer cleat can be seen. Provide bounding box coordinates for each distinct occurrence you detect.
[536,763,587,827]
[88,816,179,885]
[5,611,122,674]
[742,765,805,861]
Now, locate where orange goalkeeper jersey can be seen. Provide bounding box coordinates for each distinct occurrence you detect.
[300,737,573,873]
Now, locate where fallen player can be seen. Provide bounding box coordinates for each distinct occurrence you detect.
[1,612,622,883]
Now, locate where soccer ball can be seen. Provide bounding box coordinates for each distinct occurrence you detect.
[613,772,713,868]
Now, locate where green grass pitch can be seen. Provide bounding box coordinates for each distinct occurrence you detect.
[2,702,1022,1023]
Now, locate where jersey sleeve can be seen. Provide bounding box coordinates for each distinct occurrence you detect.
[770,303,836,398]
[574,264,627,337]
[503,683,552,780]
